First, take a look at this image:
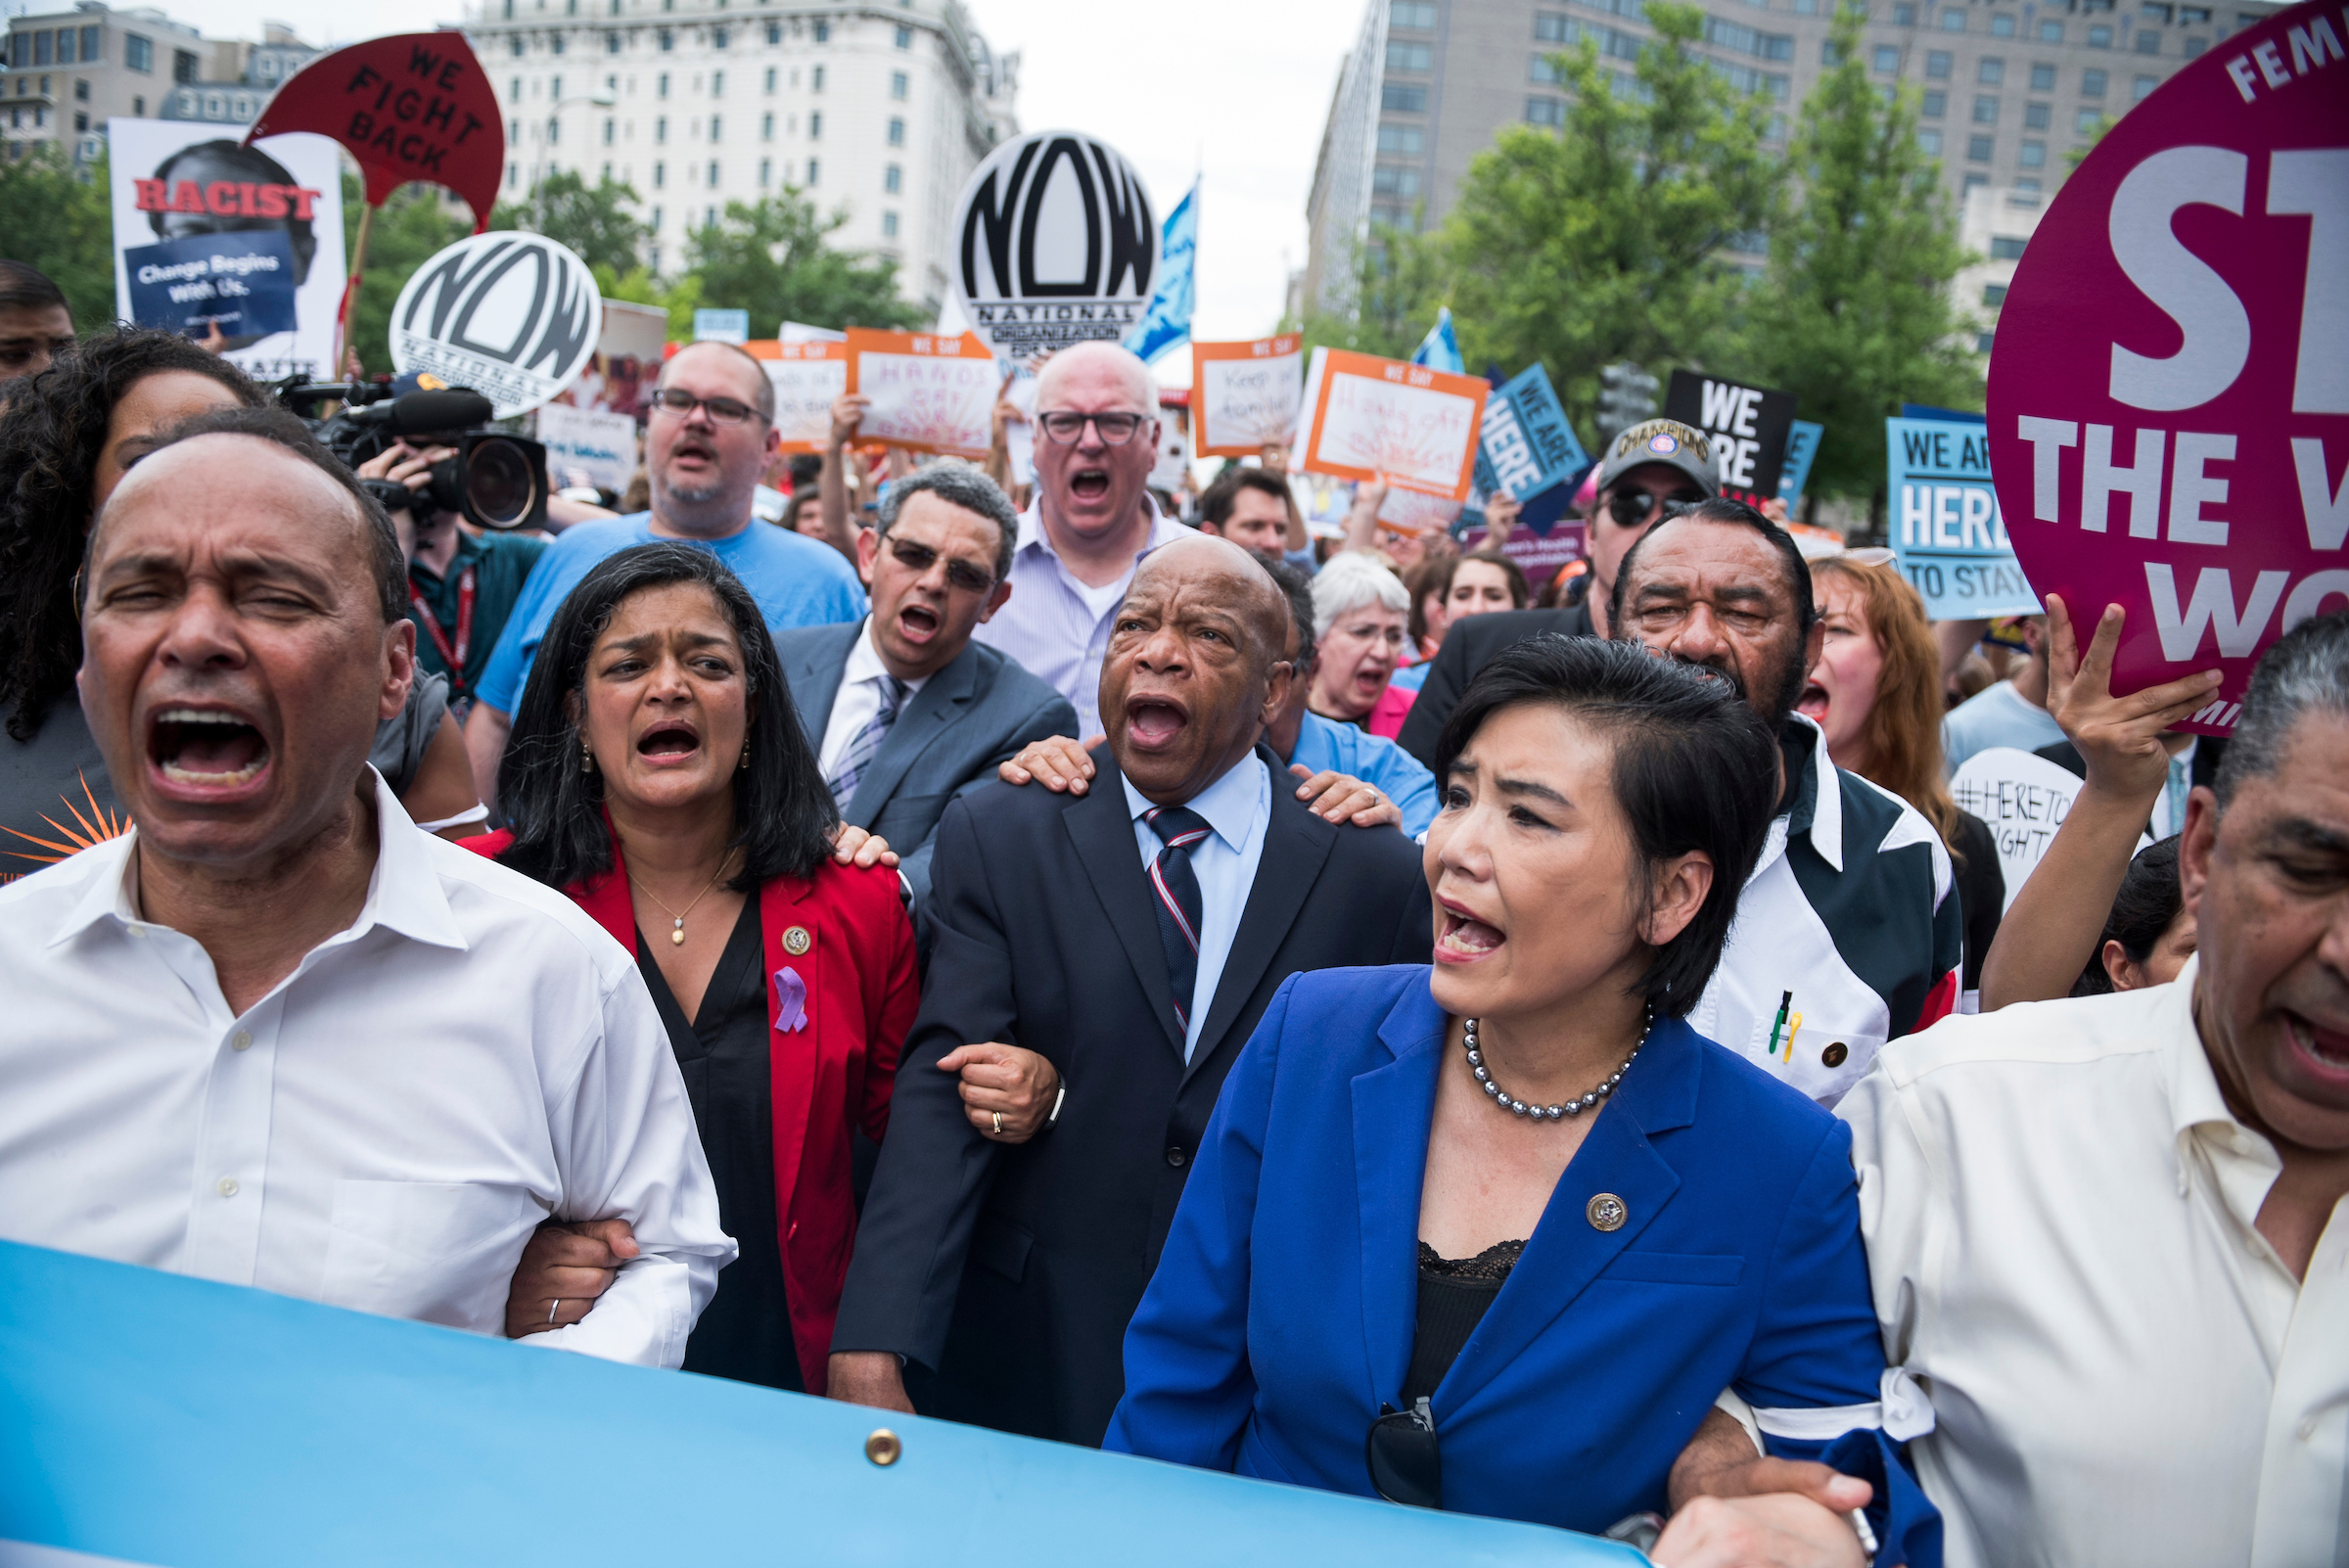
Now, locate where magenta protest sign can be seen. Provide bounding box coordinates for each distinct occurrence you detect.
[1985,0,2348,735]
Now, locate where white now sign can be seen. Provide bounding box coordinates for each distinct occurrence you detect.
[950,129,1158,360]
[390,232,603,419]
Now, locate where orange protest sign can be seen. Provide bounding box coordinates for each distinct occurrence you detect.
[1295,347,1488,501]
[1190,334,1304,457]
[750,340,850,453]
[843,329,999,457]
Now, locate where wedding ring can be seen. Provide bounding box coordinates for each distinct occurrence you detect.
[991,1111,1004,1135]
[548,1298,560,1325]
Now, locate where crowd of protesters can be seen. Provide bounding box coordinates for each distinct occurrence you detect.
[0,271,2341,1568]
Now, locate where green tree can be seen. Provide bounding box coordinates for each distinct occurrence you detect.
[684,190,927,335]
[1296,218,1448,361]
[490,170,647,275]
[0,147,115,332]
[1440,1,1780,427]
[1733,2,1980,503]
[341,175,473,377]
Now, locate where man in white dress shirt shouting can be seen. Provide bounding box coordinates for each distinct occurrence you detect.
[0,407,734,1365]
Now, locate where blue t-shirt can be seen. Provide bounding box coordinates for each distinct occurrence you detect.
[1288,710,1440,838]
[475,513,867,715]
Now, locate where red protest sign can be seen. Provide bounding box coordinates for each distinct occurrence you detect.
[1984,0,2348,736]
[246,33,501,229]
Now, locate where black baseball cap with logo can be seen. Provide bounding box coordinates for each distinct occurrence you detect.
[1594,418,1721,497]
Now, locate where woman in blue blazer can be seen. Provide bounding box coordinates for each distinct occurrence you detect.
[1105,637,1936,1564]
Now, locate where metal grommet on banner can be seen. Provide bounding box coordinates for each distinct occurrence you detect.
[864,1429,901,1467]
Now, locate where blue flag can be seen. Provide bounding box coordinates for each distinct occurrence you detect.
[1123,179,1196,365]
[1410,306,1465,375]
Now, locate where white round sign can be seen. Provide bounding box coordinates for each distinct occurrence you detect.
[950,129,1157,360]
[389,231,603,419]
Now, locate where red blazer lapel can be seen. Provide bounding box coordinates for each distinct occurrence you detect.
[761,874,829,1392]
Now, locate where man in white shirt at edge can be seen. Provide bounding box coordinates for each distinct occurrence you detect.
[0,408,733,1366]
[969,340,1191,742]
[1670,610,2349,1568]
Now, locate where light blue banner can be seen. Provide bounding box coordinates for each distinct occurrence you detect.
[0,1240,1635,1568]
[1123,179,1196,366]
[1410,306,1465,375]
[1884,415,2038,619]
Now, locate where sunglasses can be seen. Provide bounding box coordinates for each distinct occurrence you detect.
[887,536,995,594]
[1036,410,1149,445]
[1365,1401,1442,1509]
[651,388,762,426]
[1606,488,1711,529]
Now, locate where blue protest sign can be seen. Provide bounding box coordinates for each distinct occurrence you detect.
[1467,364,1590,536]
[0,1239,1635,1568]
[122,230,299,339]
[1885,414,2038,619]
[1777,420,1822,506]
[694,308,751,344]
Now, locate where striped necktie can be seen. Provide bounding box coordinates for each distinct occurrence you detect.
[825,675,908,813]
[1144,805,1213,1038]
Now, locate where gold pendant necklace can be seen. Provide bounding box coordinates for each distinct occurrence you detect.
[631,851,737,945]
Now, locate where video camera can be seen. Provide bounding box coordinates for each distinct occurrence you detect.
[278,378,550,532]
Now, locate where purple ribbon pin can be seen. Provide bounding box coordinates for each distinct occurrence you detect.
[773,966,809,1034]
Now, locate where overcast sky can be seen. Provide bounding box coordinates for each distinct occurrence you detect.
[85,0,1366,377]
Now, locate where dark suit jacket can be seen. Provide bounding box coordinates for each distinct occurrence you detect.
[831,742,1432,1447]
[1396,603,1594,766]
[773,619,1078,907]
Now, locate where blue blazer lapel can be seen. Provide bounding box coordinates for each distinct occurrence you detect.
[1352,977,1450,1406]
[1434,1017,1705,1416]
[783,621,858,745]
[846,641,980,827]
[1062,750,1187,1060]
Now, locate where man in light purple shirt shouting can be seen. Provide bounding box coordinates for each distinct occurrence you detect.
[972,342,1190,740]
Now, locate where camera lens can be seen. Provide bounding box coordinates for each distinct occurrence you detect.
[467,438,538,529]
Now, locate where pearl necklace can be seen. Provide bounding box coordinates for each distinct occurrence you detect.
[1464,1008,1652,1121]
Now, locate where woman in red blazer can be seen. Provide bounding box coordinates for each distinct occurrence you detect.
[467,543,1046,1394]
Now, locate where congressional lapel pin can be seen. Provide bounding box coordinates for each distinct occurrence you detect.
[1587,1193,1628,1232]
[772,966,809,1034]
[783,925,812,956]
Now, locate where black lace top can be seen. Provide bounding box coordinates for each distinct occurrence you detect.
[1402,1239,1526,1406]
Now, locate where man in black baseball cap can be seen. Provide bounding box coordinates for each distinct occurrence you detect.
[1396,417,1720,765]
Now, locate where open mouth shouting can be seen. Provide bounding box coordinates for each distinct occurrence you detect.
[1067,464,1113,506]
[896,600,942,646]
[1124,693,1190,754]
[635,717,704,766]
[1795,680,1829,725]
[1435,897,1504,965]
[148,706,271,794]
[2284,1009,2349,1082]
[668,435,719,472]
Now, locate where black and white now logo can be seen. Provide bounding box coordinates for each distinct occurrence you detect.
[951,129,1156,358]
[390,232,602,418]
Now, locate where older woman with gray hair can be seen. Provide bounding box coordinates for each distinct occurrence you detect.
[1310,551,1414,735]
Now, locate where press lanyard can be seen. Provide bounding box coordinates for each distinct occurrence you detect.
[409,564,477,692]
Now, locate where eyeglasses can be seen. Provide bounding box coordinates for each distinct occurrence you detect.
[885,535,995,594]
[651,387,762,426]
[1364,1402,1442,1509]
[1036,410,1149,445]
[1606,488,1711,530]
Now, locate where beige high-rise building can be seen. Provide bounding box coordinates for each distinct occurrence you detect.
[467,0,1020,319]
[1303,0,2287,319]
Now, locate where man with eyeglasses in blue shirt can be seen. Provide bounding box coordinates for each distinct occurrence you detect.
[462,341,868,809]
[970,341,1192,742]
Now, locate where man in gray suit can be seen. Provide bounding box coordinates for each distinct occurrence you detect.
[773,463,1077,910]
